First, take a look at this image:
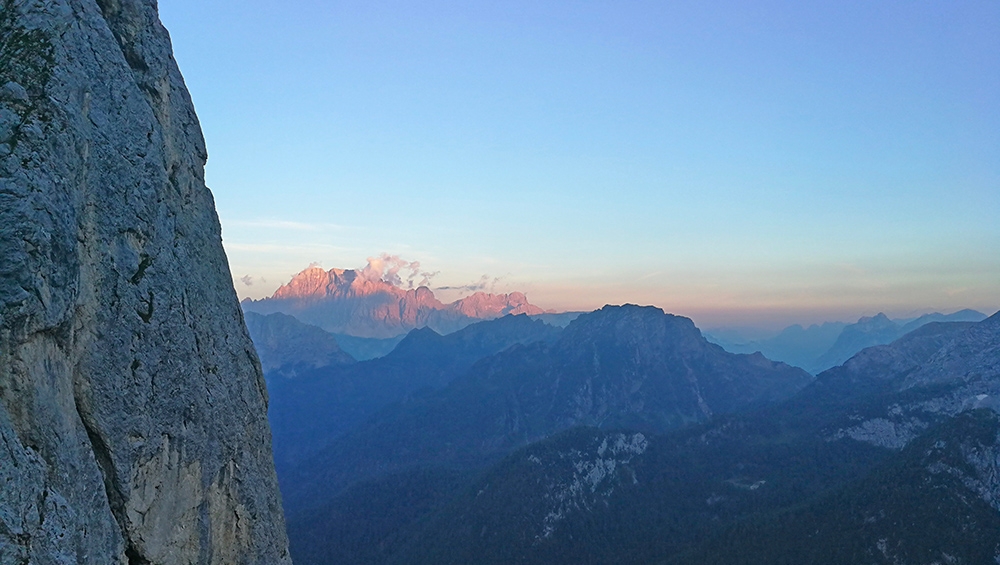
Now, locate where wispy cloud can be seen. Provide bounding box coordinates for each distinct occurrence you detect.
[225,219,348,232]
[636,270,662,281]
[437,274,502,294]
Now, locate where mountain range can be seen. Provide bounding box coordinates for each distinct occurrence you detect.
[409,313,1000,564]
[263,313,563,473]
[244,311,356,377]
[242,265,546,338]
[259,306,1000,564]
[273,306,813,560]
[706,308,987,374]
[236,296,1000,563]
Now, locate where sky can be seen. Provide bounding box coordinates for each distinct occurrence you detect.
[158,0,999,330]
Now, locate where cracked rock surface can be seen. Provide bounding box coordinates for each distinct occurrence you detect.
[0,0,291,562]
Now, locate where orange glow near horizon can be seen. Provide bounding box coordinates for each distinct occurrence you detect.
[234,264,999,332]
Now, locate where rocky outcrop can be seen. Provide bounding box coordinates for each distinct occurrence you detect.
[245,264,545,338]
[0,0,290,563]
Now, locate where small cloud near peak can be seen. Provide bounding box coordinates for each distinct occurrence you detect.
[358,253,433,288]
[437,274,504,295]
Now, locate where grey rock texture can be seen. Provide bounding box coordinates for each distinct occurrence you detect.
[530,432,648,541]
[0,0,291,563]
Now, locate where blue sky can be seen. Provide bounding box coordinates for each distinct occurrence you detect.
[158,0,999,328]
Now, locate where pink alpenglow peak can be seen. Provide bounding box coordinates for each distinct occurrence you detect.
[243,262,546,338]
[272,265,444,305]
[451,291,543,318]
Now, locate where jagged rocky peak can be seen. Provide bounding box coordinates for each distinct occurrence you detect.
[451,290,544,317]
[860,311,892,325]
[271,265,353,300]
[0,1,290,563]
[269,264,542,315]
[244,262,546,337]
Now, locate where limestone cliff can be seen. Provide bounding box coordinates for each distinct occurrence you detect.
[0,0,291,563]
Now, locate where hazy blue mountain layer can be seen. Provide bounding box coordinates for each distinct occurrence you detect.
[278,305,811,518]
[707,309,987,374]
[244,311,355,377]
[706,321,847,371]
[267,314,562,473]
[329,332,408,360]
[285,312,1000,564]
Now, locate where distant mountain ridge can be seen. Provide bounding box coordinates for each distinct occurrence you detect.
[279,305,812,514]
[334,311,1000,565]
[243,265,545,338]
[244,311,356,378]
[813,308,988,372]
[266,314,563,474]
[707,308,987,374]
[706,321,847,371]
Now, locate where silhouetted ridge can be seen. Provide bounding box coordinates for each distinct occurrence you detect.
[358,312,1000,565]
[386,326,445,359]
[707,309,988,374]
[278,304,812,514]
[266,314,562,474]
[244,311,355,377]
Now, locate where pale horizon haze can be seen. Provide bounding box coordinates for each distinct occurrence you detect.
[158,0,999,330]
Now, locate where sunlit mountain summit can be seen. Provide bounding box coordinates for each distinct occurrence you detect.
[242,259,545,338]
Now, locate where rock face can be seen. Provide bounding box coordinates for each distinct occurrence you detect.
[0,1,291,563]
[244,265,545,338]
